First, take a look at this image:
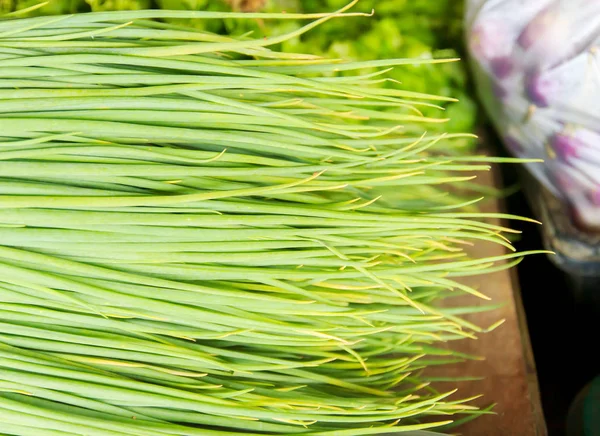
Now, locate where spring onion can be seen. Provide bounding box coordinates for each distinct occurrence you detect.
[0,5,540,434]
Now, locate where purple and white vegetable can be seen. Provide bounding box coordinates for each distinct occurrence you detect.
[466,0,600,229]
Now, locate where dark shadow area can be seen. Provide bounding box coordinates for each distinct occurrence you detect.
[488,124,598,436]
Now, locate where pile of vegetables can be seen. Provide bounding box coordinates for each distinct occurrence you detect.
[0,4,539,435]
[0,0,477,140]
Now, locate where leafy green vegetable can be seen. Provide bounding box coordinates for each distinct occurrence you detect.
[0,7,536,434]
[1,0,477,143]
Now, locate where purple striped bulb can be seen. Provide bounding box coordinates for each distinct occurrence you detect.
[551,133,580,161]
[467,0,600,227]
[525,71,551,107]
[590,188,600,206]
[517,5,556,50]
[469,20,509,62]
[489,56,514,79]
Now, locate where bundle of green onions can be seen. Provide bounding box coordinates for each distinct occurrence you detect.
[0,4,539,435]
[0,0,478,142]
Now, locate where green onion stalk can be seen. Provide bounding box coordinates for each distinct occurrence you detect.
[0,4,541,435]
[0,0,478,147]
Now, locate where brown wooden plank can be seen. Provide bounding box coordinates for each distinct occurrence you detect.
[431,166,547,435]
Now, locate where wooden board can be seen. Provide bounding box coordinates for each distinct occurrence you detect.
[432,166,547,435]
